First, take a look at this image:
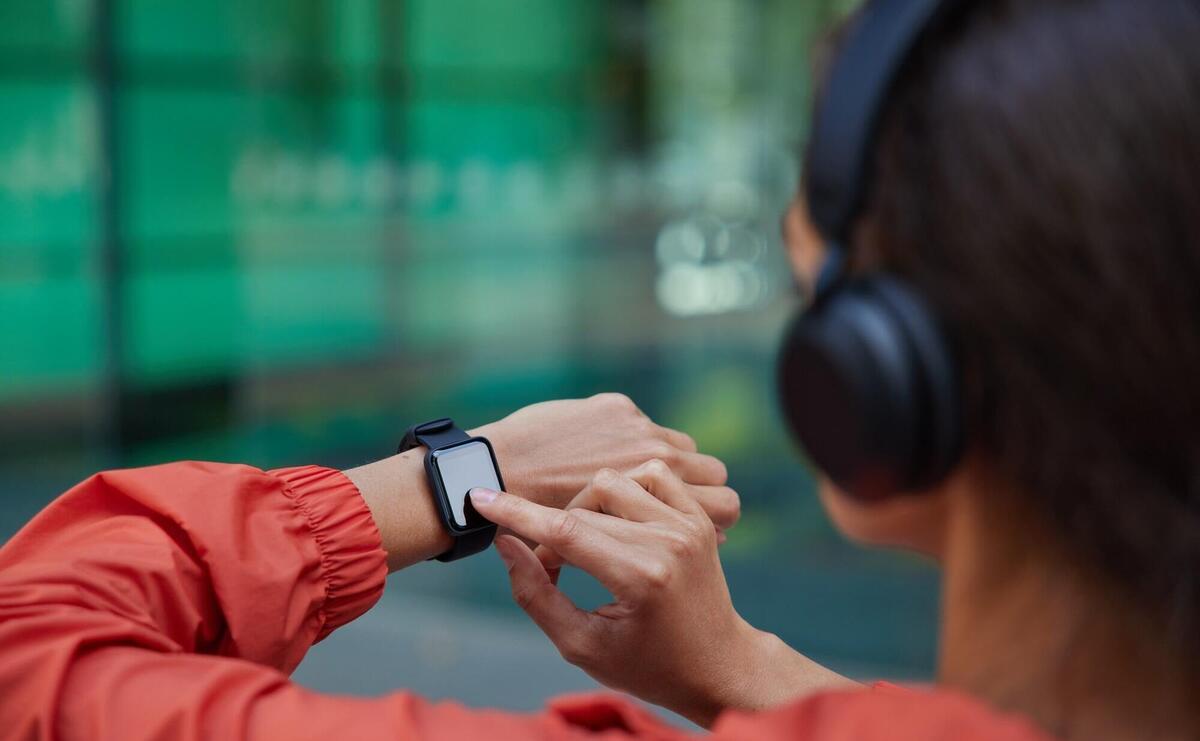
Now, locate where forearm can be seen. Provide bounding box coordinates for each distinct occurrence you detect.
[343,446,450,572]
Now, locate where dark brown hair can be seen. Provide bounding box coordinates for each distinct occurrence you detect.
[842,0,1200,655]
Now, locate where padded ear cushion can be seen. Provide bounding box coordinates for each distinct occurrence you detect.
[868,276,962,487]
[777,276,962,499]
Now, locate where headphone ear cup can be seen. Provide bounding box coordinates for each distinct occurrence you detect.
[868,277,963,487]
[777,277,961,499]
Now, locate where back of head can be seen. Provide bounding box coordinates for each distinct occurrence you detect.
[851,0,1200,662]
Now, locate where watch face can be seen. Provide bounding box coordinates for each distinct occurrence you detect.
[431,440,502,531]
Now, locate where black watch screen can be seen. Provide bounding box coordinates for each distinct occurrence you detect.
[429,438,503,534]
[399,418,503,561]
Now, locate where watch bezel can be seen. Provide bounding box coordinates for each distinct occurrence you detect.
[426,436,505,536]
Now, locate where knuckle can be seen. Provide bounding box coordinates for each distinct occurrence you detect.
[591,467,623,493]
[636,416,659,437]
[548,510,583,545]
[643,457,674,481]
[640,560,673,590]
[596,392,635,411]
[645,441,676,463]
[664,530,693,559]
[511,583,542,612]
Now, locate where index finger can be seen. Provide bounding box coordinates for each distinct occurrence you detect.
[469,489,644,589]
[655,424,698,453]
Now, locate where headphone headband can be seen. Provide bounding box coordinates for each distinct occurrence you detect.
[805,0,970,247]
[780,0,967,499]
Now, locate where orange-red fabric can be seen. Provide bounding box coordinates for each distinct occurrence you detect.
[0,462,1055,740]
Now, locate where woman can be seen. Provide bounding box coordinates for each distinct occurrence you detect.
[3,0,1199,739]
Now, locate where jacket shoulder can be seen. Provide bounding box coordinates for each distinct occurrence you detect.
[711,683,1055,741]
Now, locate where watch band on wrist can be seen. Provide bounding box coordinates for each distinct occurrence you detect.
[399,418,470,454]
[432,526,496,562]
[399,418,499,563]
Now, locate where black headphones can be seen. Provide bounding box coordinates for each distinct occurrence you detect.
[777,0,967,500]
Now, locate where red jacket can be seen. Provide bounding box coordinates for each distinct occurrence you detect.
[0,462,1053,740]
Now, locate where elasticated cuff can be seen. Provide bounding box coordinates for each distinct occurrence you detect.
[547,693,674,735]
[270,465,388,641]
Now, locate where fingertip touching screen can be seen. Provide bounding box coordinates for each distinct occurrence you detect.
[431,440,501,530]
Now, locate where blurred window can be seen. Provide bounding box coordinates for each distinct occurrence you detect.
[0,0,935,686]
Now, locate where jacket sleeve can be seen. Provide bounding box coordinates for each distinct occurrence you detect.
[0,462,698,741]
[0,461,1044,741]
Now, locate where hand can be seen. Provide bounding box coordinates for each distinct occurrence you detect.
[469,462,853,727]
[347,393,736,573]
[474,394,738,530]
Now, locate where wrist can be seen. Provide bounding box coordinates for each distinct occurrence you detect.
[470,419,534,500]
[703,623,857,724]
[682,619,776,727]
[344,449,453,572]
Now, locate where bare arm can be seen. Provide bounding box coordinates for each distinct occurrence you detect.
[345,394,740,572]
[0,394,738,740]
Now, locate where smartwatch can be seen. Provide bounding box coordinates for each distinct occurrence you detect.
[398,418,503,562]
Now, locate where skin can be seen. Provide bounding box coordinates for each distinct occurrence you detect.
[782,198,1198,740]
[344,393,739,571]
[347,202,1199,738]
[471,467,855,728]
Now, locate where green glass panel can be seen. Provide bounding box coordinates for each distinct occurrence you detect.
[401,252,575,350]
[118,0,380,71]
[0,274,101,398]
[119,89,250,245]
[0,0,91,54]
[119,1,321,64]
[123,255,388,381]
[240,261,386,367]
[123,266,239,383]
[405,0,601,71]
[120,89,385,248]
[0,79,101,398]
[406,100,591,163]
[0,82,97,264]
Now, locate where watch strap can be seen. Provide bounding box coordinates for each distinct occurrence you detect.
[398,417,497,562]
[397,417,471,455]
[433,524,495,562]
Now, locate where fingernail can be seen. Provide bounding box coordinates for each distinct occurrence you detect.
[470,487,499,506]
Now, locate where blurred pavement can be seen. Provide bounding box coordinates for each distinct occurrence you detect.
[293,584,698,728]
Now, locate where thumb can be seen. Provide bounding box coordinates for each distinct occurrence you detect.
[494,535,594,659]
[532,543,564,586]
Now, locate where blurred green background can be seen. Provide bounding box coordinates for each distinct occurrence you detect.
[0,0,936,716]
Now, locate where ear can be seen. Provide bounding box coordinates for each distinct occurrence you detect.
[782,197,828,295]
[817,474,953,560]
